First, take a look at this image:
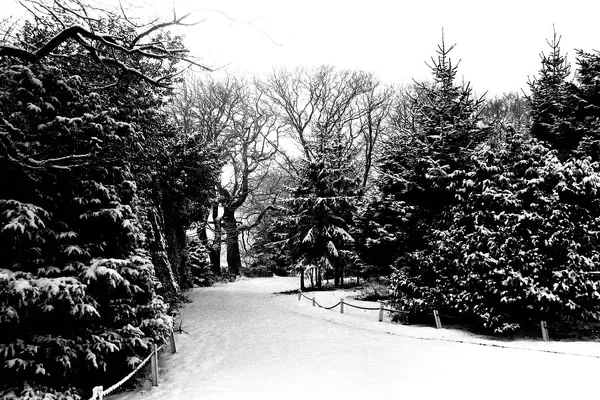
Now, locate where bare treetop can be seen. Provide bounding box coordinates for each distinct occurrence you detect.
[0,0,210,86]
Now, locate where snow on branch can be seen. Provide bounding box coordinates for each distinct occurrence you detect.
[1,118,93,171]
[1,0,211,87]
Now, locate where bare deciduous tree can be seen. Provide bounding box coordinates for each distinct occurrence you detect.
[0,0,209,87]
[171,75,282,276]
[169,75,244,275]
[262,66,394,187]
[356,76,395,188]
[219,88,281,275]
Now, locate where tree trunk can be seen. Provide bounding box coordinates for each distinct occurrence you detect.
[316,266,322,288]
[223,206,242,276]
[161,196,190,288]
[300,267,305,291]
[208,203,222,276]
[146,207,180,295]
[196,212,220,276]
[164,219,189,287]
[334,262,340,288]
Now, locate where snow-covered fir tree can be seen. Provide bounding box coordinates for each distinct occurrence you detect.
[284,138,362,289]
[391,129,600,333]
[366,35,489,287]
[528,30,581,156]
[0,3,219,398]
[574,49,600,160]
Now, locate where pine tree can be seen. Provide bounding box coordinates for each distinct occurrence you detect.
[574,49,600,160]
[370,35,489,278]
[0,4,218,397]
[285,141,362,289]
[247,208,293,277]
[186,238,215,286]
[529,30,581,156]
[0,57,172,398]
[392,129,600,333]
[412,37,488,171]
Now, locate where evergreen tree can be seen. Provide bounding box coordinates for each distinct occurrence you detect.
[411,38,488,170]
[186,238,215,286]
[247,208,293,277]
[391,129,600,333]
[369,35,489,275]
[0,3,218,397]
[285,142,362,289]
[528,30,581,156]
[0,55,172,399]
[574,49,600,160]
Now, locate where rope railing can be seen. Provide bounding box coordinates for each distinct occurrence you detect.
[297,290,392,322]
[88,332,176,400]
[343,302,380,311]
[299,293,313,301]
[323,302,341,310]
[296,290,552,341]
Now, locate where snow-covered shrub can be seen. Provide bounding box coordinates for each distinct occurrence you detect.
[0,57,171,397]
[384,36,600,334]
[391,132,600,333]
[187,238,215,286]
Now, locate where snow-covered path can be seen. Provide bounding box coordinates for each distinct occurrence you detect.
[113,277,600,400]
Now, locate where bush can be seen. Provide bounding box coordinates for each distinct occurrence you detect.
[355,278,392,301]
[186,239,215,287]
[242,264,273,278]
[391,134,600,333]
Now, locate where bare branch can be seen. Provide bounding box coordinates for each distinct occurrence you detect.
[131,11,197,47]
[238,205,277,232]
[2,0,212,86]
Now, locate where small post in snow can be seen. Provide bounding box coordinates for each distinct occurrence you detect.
[540,320,549,341]
[151,344,159,386]
[298,289,301,301]
[92,386,104,400]
[378,303,384,322]
[340,298,344,314]
[433,310,442,329]
[312,297,316,307]
[169,331,177,354]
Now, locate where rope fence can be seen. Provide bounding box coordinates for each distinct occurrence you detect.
[297,289,552,341]
[323,302,341,310]
[88,331,177,400]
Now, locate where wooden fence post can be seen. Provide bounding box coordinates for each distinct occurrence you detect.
[151,344,158,386]
[378,303,384,322]
[312,297,315,307]
[540,320,549,341]
[298,290,301,301]
[340,298,344,314]
[92,386,104,400]
[433,310,442,329]
[169,331,177,354]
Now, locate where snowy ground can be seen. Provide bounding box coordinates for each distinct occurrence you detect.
[111,276,600,400]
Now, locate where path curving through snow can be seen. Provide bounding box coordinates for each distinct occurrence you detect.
[112,276,600,400]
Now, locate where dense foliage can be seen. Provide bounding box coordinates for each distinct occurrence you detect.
[186,238,215,286]
[0,55,171,399]
[392,132,600,332]
[0,2,219,398]
[2,4,600,397]
[285,147,362,289]
[382,36,600,333]
[367,39,489,285]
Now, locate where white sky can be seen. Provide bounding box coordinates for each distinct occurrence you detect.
[3,0,600,96]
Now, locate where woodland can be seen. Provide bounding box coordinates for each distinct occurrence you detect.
[1,0,600,398]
